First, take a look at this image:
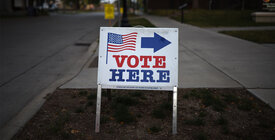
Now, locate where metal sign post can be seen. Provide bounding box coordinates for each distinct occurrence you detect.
[117,0,121,27]
[172,86,177,134]
[179,3,188,23]
[95,86,178,134]
[95,84,102,133]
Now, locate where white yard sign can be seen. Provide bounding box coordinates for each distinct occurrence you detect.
[96,27,179,134]
[98,27,178,90]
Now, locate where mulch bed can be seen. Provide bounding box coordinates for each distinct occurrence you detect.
[13,88,275,140]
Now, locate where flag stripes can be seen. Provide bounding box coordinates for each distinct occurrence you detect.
[107,32,137,52]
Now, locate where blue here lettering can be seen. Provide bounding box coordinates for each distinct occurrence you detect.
[109,69,125,82]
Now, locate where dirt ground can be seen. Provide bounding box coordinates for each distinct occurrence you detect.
[13,88,275,140]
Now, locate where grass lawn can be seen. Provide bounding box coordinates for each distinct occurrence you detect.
[149,9,275,27]
[221,30,275,43]
[113,16,156,27]
[129,17,156,27]
[56,10,98,14]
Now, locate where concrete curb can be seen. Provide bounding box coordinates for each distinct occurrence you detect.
[59,40,99,89]
[248,89,275,110]
[0,40,99,140]
[84,40,99,68]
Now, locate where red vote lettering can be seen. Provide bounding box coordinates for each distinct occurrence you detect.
[113,55,128,67]
[153,56,166,68]
[140,56,152,68]
[127,55,139,68]
[112,55,166,68]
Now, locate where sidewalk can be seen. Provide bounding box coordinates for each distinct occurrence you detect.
[61,15,275,109]
[144,15,275,109]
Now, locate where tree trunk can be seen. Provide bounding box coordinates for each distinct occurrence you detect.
[241,0,245,10]
[209,0,213,10]
[76,0,80,10]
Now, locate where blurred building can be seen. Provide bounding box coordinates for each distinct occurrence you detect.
[0,0,13,13]
[144,0,263,10]
[0,0,57,15]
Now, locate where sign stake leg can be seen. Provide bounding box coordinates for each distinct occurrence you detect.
[172,86,177,135]
[95,84,102,133]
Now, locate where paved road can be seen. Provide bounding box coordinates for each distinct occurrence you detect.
[0,12,108,129]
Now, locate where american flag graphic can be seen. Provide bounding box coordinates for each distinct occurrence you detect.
[107,32,138,52]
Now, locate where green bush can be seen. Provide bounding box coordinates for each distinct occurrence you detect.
[238,98,254,111]
[201,91,226,112]
[152,101,172,119]
[114,95,139,106]
[79,91,88,96]
[113,104,135,123]
[184,117,205,126]
[217,116,228,125]
[221,30,275,43]
[87,93,97,100]
[223,94,239,103]
[48,112,70,135]
[194,131,208,140]
[148,126,162,134]
[152,108,166,119]
[150,9,275,27]
[75,107,84,113]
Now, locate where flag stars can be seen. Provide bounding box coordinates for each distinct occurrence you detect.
[108,33,123,44]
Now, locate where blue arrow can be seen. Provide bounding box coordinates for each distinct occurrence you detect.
[141,32,171,53]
